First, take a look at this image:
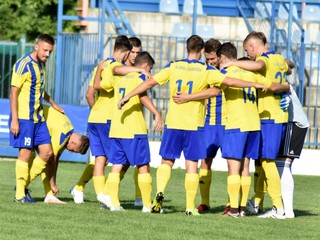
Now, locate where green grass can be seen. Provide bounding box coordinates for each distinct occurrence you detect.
[0,160,319,240]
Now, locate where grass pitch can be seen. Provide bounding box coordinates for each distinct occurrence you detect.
[0,160,319,240]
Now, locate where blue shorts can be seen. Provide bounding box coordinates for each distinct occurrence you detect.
[9,119,51,148]
[88,121,111,157]
[260,120,287,160]
[222,129,260,160]
[204,123,225,158]
[109,135,150,167]
[159,127,206,161]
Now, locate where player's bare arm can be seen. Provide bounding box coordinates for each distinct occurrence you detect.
[118,77,158,109]
[50,151,63,196]
[44,91,64,114]
[220,59,266,72]
[113,66,152,78]
[285,58,295,69]
[173,87,221,104]
[93,60,105,90]
[140,94,163,132]
[267,82,290,93]
[9,86,20,136]
[86,86,95,108]
[222,76,266,90]
[285,59,295,75]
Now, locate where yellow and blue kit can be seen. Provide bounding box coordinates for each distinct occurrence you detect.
[109,72,151,166]
[154,59,225,160]
[87,58,123,157]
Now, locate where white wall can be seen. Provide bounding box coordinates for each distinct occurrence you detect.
[86,10,249,41]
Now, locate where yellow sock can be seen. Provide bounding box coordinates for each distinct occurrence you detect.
[185,173,199,210]
[93,176,106,195]
[75,162,94,191]
[261,159,283,209]
[138,173,152,207]
[156,164,171,193]
[227,175,241,209]
[254,165,266,209]
[107,172,120,207]
[28,156,47,184]
[41,169,53,195]
[239,176,251,207]
[134,168,141,199]
[198,168,212,206]
[15,160,29,199]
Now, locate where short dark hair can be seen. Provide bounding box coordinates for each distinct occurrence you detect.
[79,135,89,155]
[129,37,142,48]
[134,51,155,67]
[36,34,55,45]
[238,56,251,61]
[204,38,221,54]
[114,35,132,52]
[217,42,237,59]
[186,35,204,53]
[243,31,267,46]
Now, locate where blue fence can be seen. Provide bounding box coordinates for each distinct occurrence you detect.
[1,33,319,147]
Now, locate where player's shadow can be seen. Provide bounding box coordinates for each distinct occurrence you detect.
[206,205,227,214]
[120,199,178,214]
[294,209,318,217]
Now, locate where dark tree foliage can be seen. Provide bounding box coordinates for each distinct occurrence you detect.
[0,0,80,42]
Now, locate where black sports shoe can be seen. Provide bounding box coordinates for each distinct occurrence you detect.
[151,192,164,213]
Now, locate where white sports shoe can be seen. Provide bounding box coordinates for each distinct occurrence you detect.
[142,206,151,213]
[285,211,295,219]
[97,192,111,208]
[240,210,247,217]
[44,194,67,204]
[134,198,143,207]
[257,206,286,219]
[246,199,259,215]
[110,205,125,212]
[70,186,84,204]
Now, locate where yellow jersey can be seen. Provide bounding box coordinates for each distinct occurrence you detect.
[110,72,149,138]
[11,54,47,123]
[221,66,267,132]
[256,51,289,123]
[43,105,74,155]
[154,59,225,130]
[88,58,123,123]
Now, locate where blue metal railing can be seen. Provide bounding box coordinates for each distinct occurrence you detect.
[2,33,318,145]
[2,0,320,146]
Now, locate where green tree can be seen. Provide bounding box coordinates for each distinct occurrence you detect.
[0,0,79,42]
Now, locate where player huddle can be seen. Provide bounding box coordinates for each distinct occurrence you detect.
[9,32,308,219]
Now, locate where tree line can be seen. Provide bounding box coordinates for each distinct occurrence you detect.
[0,0,80,42]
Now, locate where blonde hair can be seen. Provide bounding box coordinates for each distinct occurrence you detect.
[243,31,267,46]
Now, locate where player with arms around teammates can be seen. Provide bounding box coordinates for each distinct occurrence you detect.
[118,35,266,215]
[220,31,291,219]
[74,36,132,207]
[173,38,226,213]
[216,42,269,217]
[96,51,162,211]
[70,36,144,205]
